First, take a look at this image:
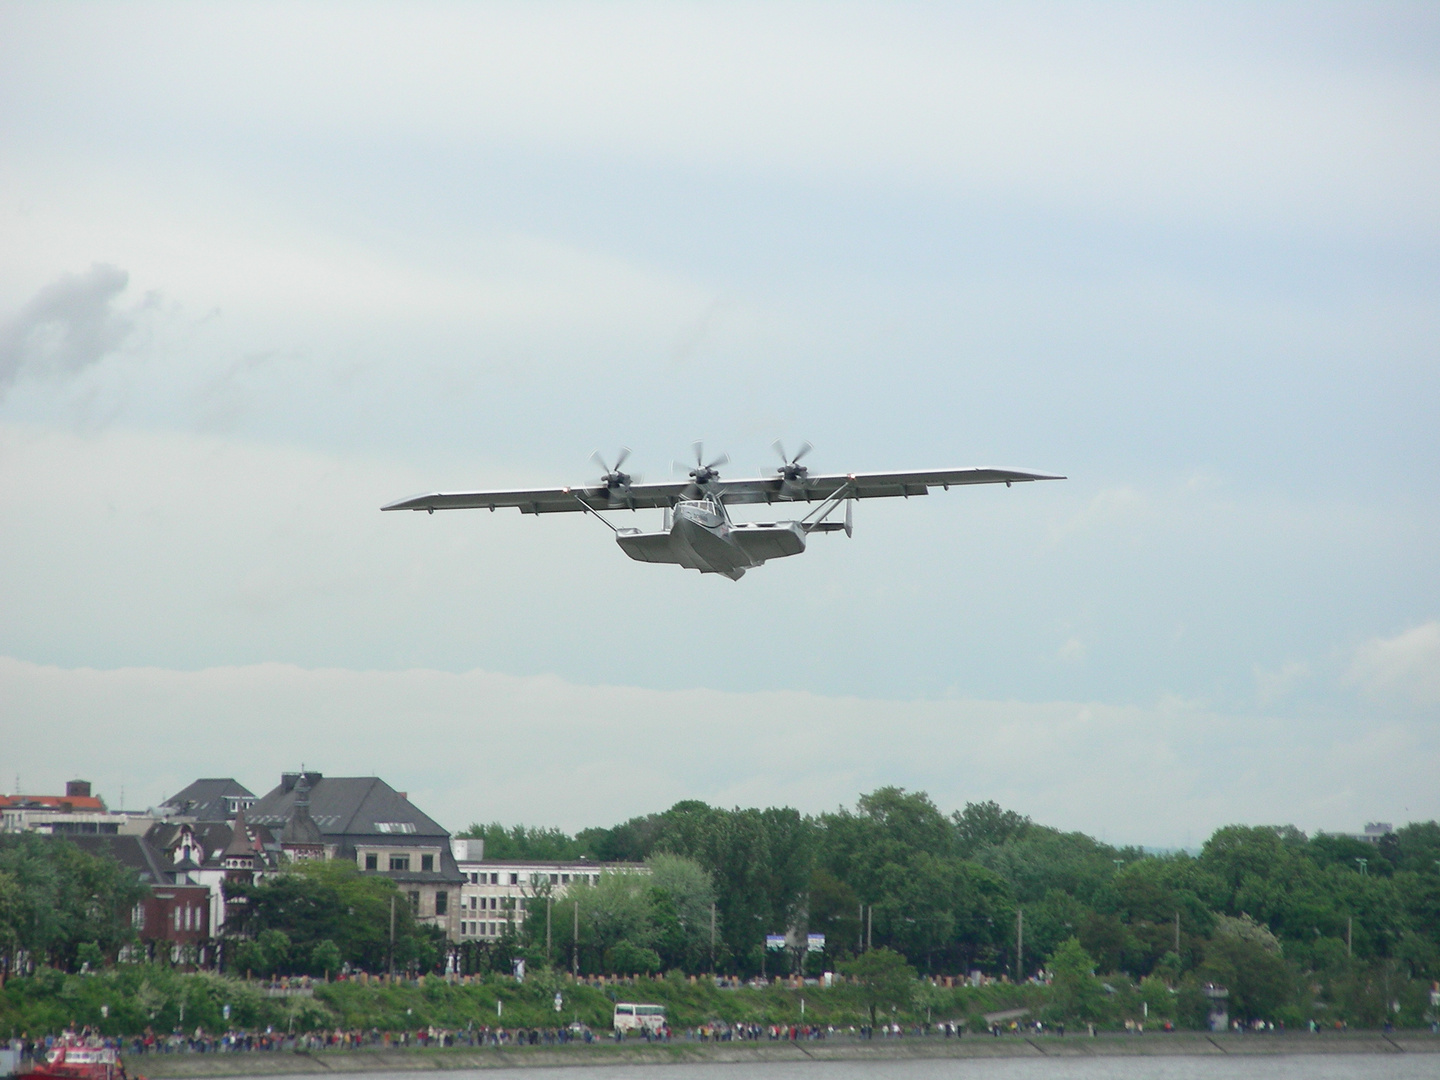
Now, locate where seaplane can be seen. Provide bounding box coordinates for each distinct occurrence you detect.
[383,442,1063,580]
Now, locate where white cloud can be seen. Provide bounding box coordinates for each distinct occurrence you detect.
[2,656,1434,848]
[1254,660,1310,704]
[1350,622,1440,706]
[7,6,1433,238]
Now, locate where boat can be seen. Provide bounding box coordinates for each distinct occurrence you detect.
[19,1038,143,1080]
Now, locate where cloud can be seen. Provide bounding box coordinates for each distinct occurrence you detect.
[0,264,136,396]
[2,656,1436,848]
[1350,622,1440,706]
[1254,660,1310,704]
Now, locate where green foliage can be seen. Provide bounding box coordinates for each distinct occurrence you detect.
[310,939,342,978]
[532,856,716,975]
[0,834,147,971]
[954,800,1033,857]
[605,940,661,975]
[839,947,916,1024]
[228,860,439,975]
[1198,915,1292,1020]
[457,823,583,861]
[1045,936,1104,1022]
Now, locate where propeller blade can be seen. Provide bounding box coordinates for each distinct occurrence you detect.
[707,452,729,470]
[772,439,787,464]
[613,446,631,470]
[692,441,705,467]
[793,441,813,464]
[591,450,609,474]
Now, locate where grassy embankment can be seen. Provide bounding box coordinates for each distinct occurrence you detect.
[3,966,1050,1038]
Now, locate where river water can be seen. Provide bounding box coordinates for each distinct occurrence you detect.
[321,1058,1436,1080]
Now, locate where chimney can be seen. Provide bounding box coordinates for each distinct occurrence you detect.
[66,780,91,799]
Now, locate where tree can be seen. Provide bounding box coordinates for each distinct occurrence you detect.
[840,947,916,1025]
[1046,936,1104,1023]
[0,834,146,971]
[1199,915,1292,1020]
[605,940,661,975]
[646,854,716,972]
[457,823,581,860]
[228,860,437,974]
[954,800,1032,857]
[258,929,292,975]
[310,938,342,979]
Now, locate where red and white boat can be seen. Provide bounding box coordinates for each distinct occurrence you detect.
[20,1040,143,1080]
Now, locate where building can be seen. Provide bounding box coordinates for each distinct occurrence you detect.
[449,838,647,943]
[64,833,215,966]
[248,771,464,940]
[157,778,257,822]
[1352,822,1394,845]
[144,813,278,935]
[1,780,157,837]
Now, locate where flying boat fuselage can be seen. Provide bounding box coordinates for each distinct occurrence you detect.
[615,496,807,580]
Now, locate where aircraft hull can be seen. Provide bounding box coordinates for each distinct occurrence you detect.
[615,518,806,579]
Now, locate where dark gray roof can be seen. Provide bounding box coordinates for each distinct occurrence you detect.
[249,775,449,840]
[160,778,255,821]
[250,774,462,884]
[62,834,173,885]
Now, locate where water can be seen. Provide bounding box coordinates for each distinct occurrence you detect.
[318,1058,1436,1080]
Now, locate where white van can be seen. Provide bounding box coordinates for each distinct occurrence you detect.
[613,1003,666,1033]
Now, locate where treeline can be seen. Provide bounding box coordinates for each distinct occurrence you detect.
[465,790,1440,1023]
[0,833,148,975]
[225,861,448,977]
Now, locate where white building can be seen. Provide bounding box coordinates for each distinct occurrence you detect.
[449,839,648,943]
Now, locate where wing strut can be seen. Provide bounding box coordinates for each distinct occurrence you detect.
[566,491,621,534]
[799,482,853,534]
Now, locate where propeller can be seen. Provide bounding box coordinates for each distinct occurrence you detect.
[773,439,813,498]
[675,442,729,488]
[591,447,637,497]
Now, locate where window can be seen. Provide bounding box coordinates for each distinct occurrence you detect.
[435,891,448,915]
[365,853,378,870]
[469,872,478,884]
[132,903,145,930]
[390,855,410,871]
[490,873,499,884]
[561,874,569,884]
[407,891,420,910]
[374,822,417,834]
[549,873,559,884]
[509,873,518,885]
[421,854,434,872]
[490,896,498,910]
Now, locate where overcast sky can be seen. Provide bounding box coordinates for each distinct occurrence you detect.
[1,2,1436,846]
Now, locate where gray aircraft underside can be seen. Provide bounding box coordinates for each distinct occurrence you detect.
[383,455,1064,580]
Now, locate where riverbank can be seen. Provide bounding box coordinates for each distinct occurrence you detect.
[127,1032,1440,1076]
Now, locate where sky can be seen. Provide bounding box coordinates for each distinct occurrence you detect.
[1,2,1437,846]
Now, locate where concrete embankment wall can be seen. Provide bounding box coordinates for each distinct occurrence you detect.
[130,1033,1440,1077]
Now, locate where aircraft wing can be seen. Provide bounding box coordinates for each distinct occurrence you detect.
[713,466,1066,505]
[381,481,692,515]
[382,467,1063,514]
